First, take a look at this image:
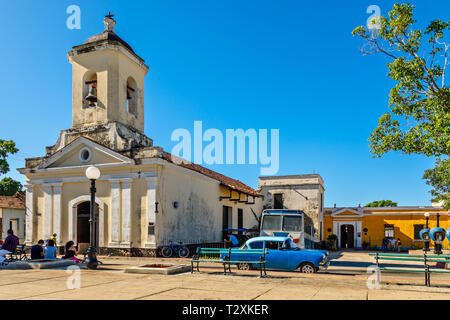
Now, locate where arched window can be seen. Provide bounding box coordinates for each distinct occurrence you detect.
[83,71,97,108]
[126,77,137,116]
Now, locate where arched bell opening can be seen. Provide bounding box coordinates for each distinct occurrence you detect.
[126,76,137,116]
[83,71,98,108]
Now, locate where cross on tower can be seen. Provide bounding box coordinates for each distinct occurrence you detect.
[105,12,114,19]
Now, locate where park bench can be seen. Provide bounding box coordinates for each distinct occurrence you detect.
[369,252,450,287]
[7,244,29,262]
[191,247,268,277]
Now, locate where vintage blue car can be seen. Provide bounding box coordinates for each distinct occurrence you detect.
[235,236,329,273]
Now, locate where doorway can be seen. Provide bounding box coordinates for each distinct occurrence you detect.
[76,201,99,250]
[340,224,355,249]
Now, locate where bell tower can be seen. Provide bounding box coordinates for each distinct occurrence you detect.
[68,13,149,132]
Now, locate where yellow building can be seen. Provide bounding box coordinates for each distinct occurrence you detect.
[323,206,449,250]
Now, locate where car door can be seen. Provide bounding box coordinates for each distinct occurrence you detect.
[264,241,289,270]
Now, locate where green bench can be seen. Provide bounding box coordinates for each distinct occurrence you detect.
[7,244,29,262]
[369,252,450,286]
[191,247,268,277]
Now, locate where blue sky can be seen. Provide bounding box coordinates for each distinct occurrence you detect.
[0,0,448,207]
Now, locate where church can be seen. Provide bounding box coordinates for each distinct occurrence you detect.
[18,15,264,256]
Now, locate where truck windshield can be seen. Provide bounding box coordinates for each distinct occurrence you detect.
[282,216,302,231]
[262,215,282,230]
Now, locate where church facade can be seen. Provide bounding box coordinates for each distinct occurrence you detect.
[18,16,263,255]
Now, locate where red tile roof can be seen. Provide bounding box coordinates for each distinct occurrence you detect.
[160,151,260,197]
[0,193,25,209]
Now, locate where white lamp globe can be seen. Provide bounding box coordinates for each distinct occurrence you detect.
[85,166,101,180]
[424,212,430,218]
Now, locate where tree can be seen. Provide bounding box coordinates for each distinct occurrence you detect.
[423,158,449,208]
[365,200,398,207]
[0,177,23,196]
[0,139,18,174]
[0,139,23,196]
[352,3,450,209]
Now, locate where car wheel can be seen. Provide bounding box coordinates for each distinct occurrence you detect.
[237,263,251,270]
[299,262,316,273]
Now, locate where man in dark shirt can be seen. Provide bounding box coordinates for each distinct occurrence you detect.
[0,229,19,263]
[31,240,45,260]
[2,229,19,252]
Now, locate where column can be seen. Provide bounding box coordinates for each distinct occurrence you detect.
[52,184,62,246]
[25,184,34,245]
[109,180,121,247]
[121,179,132,247]
[43,184,53,240]
[356,221,362,248]
[145,177,157,247]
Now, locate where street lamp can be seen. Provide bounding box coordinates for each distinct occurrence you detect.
[85,166,101,269]
[422,212,430,252]
[433,212,443,255]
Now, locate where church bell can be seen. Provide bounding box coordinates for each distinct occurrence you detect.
[85,85,97,107]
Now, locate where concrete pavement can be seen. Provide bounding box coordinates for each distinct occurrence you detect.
[0,251,449,300]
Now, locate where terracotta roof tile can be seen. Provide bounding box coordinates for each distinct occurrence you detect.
[0,194,25,209]
[160,151,260,197]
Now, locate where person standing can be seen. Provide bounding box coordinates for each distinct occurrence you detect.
[381,237,387,252]
[31,240,45,260]
[396,238,402,252]
[49,233,57,245]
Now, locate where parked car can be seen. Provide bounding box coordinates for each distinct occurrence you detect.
[234,236,329,273]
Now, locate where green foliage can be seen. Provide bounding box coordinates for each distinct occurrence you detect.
[353,3,449,206]
[0,177,23,196]
[365,200,398,207]
[326,234,338,251]
[423,158,450,209]
[0,139,18,175]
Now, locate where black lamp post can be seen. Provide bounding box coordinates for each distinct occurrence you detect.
[424,212,430,252]
[434,213,442,255]
[85,166,101,269]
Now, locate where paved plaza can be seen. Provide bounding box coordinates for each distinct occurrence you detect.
[1,251,449,300]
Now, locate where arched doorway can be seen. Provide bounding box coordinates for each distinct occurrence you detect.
[340,224,355,249]
[76,201,99,251]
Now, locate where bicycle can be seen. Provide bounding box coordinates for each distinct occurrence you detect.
[160,241,190,258]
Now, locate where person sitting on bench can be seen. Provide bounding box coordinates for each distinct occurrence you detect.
[44,239,58,260]
[31,240,45,260]
[0,229,19,264]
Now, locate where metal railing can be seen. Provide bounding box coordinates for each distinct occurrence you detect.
[370,252,450,287]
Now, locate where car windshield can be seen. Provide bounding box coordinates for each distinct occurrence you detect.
[282,216,302,231]
[262,215,282,231]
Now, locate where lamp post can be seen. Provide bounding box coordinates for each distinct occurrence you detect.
[435,213,442,255]
[424,212,430,252]
[85,166,101,269]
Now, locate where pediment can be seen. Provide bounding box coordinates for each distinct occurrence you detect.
[38,137,133,170]
[331,208,364,217]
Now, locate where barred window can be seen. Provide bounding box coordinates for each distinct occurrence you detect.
[414,224,424,240]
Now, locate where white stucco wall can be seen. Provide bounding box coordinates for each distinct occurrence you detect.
[1,208,26,242]
[156,164,263,245]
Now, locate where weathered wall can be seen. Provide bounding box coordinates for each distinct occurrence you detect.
[1,208,26,242]
[70,47,146,131]
[156,165,263,245]
[258,175,324,240]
